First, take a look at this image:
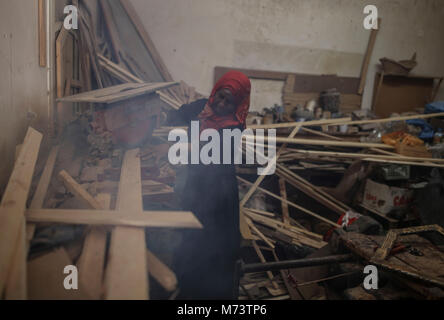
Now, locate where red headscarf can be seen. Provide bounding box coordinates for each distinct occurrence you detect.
[198,71,251,133]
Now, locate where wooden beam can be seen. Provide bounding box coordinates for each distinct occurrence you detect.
[249,117,351,130]
[25,208,202,229]
[0,128,42,296]
[38,0,46,67]
[104,149,147,300]
[358,19,380,95]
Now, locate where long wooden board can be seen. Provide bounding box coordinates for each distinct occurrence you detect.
[0,128,42,296]
[26,209,202,229]
[77,193,111,300]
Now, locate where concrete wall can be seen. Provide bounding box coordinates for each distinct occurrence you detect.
[130,0,444,112]
[0,0,51,191]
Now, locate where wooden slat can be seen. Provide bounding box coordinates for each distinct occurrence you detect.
[278,179,290,225]
[77,193,111,300]
[25,209,202,229]
[0,128,42,295]
[104,149,147,299]
[58,82,178,104]
[119,0,174,82]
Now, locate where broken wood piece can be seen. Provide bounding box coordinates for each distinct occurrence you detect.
[77,193,111,300]
[146,249,177,292]
[0,127,42,296]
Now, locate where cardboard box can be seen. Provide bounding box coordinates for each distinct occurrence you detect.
[362,179,413,215]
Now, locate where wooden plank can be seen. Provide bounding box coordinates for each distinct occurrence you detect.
[252,241,279,290]
[249,117,351,130]
[25,209,202,229]
[5,145,59,299]
[276,167,347,216]
[77,193,111,300]
[119,0,174,82]
[0,127,42,296]
[245,135,394,149]
[59,170,102,209]
[58,82,178,104]
[146,249,177,292]
[104,149,147,299]
[97,54,144,83]
[358,19,380,95]
[38,0,46,67]
[27,248,89,300]
[278,179,290,225]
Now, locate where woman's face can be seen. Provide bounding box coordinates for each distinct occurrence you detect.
[210,88,238,116]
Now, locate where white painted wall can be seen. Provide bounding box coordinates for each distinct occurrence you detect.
[0,0,51,191]
[130,0,444,112]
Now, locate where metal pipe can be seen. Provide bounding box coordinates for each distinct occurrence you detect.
[240,254,354,274]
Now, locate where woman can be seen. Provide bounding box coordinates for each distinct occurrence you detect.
[168,71,251,299]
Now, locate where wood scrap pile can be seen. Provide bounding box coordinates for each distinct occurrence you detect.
[235,112,444,300]
[55,0,204,135]
[0,127,202,300]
